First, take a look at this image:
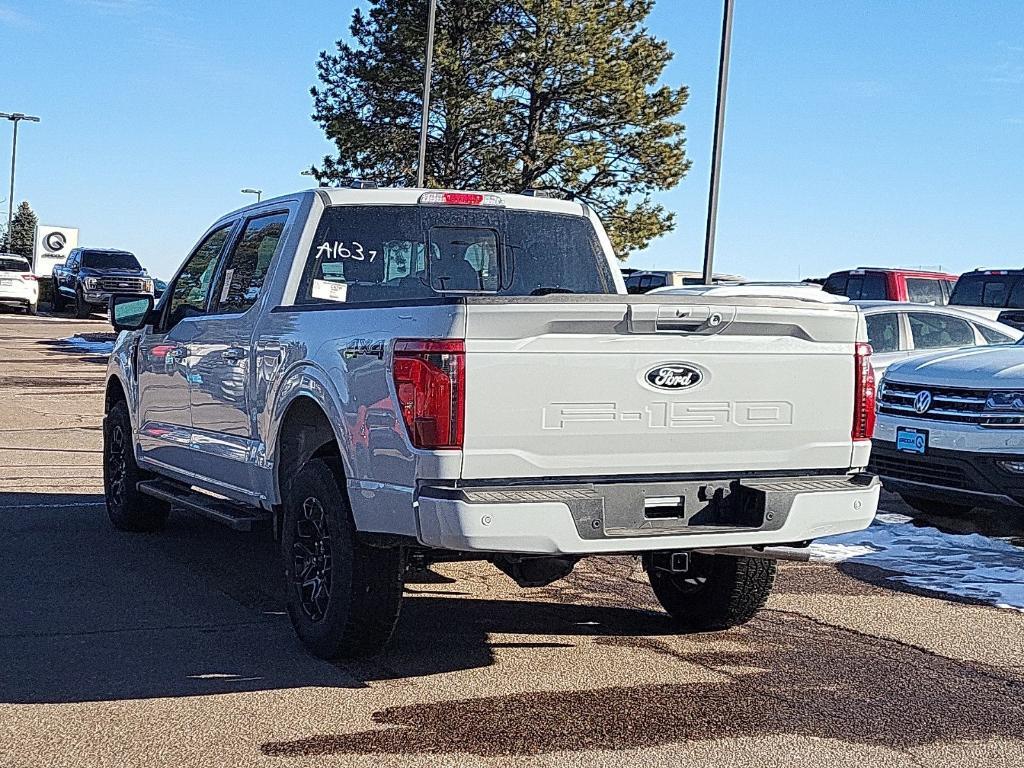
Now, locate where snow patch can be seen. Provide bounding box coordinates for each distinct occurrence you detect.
[62,335,115,355]
[810,514,1024,611]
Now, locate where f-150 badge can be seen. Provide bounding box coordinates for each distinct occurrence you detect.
[645,363,703,390]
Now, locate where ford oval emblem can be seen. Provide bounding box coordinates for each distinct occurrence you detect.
[645,363,703,390]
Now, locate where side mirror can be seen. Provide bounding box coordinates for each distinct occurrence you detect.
[110,294,154,332]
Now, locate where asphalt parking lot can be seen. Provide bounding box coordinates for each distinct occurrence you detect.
[1,310,1023,768]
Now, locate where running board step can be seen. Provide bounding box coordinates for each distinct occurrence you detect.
[137,479,270,531]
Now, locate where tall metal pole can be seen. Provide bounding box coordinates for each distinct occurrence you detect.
[701,0,735,284]
[416,0,438,188]
[1,112,40,248]
[7,120,17,244]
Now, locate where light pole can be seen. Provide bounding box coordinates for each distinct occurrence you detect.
[701,0,734,284]
[241,187,262,203]
[416,0,438,188]
[1,112,41,247]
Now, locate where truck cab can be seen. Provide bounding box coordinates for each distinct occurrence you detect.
[823,268,958,305]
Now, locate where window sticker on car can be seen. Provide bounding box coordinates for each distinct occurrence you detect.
[315,240,377,262]
[311,278,348,303]
[220,269,234,303]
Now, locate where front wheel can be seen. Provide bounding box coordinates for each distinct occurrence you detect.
[643,552,776,632]
[103,400,169,532]
[51,287,66,311]
[74,288,91,318]
[281,458,405,659]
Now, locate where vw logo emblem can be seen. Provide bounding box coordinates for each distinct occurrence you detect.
[913,390,932,414]
[43,231,67,252]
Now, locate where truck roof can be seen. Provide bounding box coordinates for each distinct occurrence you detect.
[218,187,592,224]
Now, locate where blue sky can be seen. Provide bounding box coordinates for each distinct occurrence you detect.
[1,0,1022,280]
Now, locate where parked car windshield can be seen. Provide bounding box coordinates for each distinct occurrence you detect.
[950,273,1024,308]
[82,251,141,270]
[0,256,30,272]
[299,205,615,304]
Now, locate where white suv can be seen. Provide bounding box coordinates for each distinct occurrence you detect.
[873,342,1024,515]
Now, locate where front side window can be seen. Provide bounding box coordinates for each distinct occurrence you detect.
[906,278,944,305]
[908,312,975,350]
[299,206,613,304]
[865,312,900,354]
[165,225,233,330]
[214,213,288,314]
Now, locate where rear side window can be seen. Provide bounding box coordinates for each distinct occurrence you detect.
[822,274,848,296]
[214,213,288,314]
[906,278,944,305]
[299,206,614,304]
[865,312,900,354]
[977,324,1014,344]
[908,312,975,349]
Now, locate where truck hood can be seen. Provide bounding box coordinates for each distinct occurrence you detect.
[883,344,1024,388]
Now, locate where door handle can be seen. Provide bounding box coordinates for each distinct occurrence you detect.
[223,347,246,361]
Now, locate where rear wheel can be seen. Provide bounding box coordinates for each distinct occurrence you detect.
[643,552,776,631]
[899,493,973,516]
[74,288,91,318]
[103,400,169,532]
[24,301,37,315]
[281,458,405,658]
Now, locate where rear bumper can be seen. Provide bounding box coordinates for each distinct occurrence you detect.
[415,473,879,555]
[870,440,1024,511]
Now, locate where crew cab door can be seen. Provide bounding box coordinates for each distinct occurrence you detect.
[136,223,235,472]
[186,211,289,492]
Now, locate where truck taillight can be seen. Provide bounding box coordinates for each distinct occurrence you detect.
[392,339,465,450]
[852,342,875,440]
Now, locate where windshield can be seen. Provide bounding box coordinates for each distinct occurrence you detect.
[82,251,141,270]
[300,205,615,304]
[0,256,30,272]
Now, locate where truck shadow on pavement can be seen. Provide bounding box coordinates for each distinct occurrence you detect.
[0,492,691,706]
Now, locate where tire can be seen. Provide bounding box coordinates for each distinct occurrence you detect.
[74,288,91,319]
[52,287,66,311]
[643,552,776,632]
[25,301,37,315]
[899,493,973,516]
[103,400,169,532]
[281,457,405,659]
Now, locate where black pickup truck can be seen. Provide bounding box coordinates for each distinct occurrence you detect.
[52,248,154,318]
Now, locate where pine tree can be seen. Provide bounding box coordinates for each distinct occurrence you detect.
[311,0,689,256]
[6,201,37,258]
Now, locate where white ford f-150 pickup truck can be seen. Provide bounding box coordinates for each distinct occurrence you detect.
[103,186,879,658]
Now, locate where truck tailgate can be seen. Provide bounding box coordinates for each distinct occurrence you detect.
[460,296,862,479]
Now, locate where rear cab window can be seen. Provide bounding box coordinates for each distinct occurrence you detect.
[298,205,615,304]
[950,273,1024,308]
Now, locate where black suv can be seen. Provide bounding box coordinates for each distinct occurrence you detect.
[949,269,1024,330]
[52,248,153,318]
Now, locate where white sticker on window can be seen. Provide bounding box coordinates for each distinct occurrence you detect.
[311,279,348,303]
[220,269,234,303]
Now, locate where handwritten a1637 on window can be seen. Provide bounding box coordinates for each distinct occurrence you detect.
[316,240,377,262]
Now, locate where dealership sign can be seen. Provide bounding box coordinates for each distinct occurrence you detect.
[33,225,79,277]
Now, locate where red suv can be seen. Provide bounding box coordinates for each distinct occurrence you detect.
[822,268,958,304]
